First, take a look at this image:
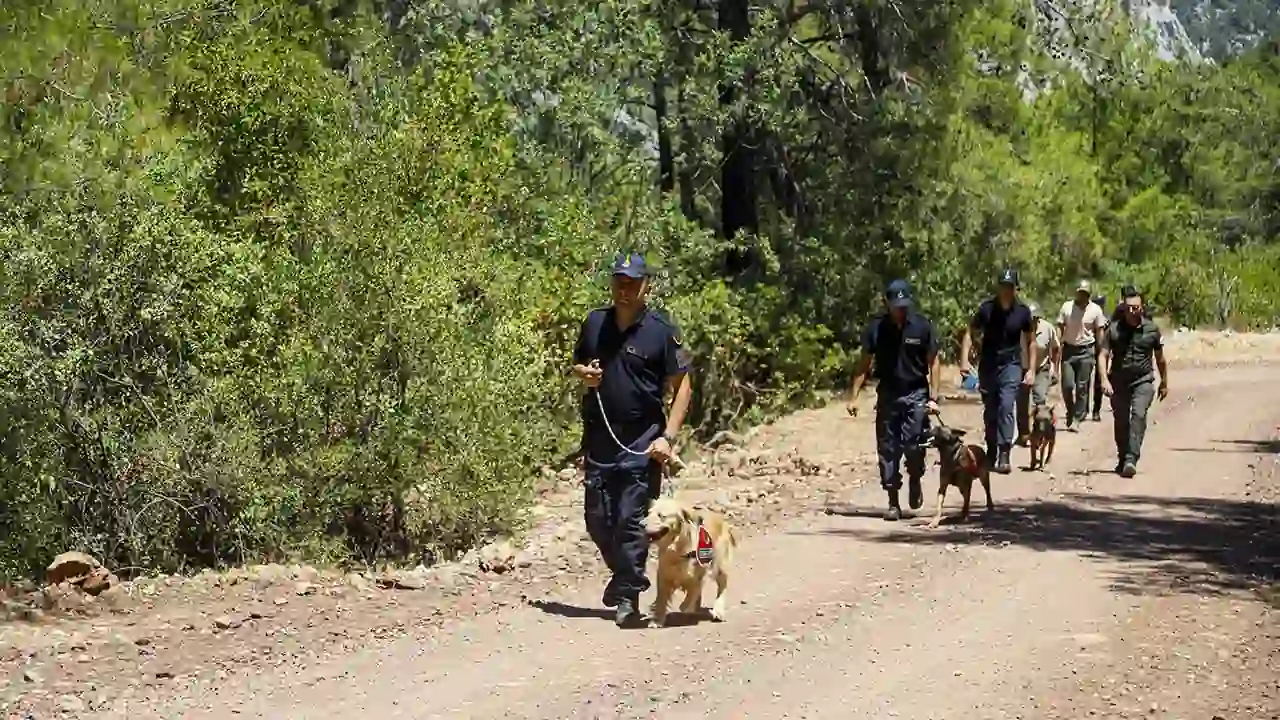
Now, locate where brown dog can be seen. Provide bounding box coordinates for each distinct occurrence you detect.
[1028,405,1057,470]
[926,424,993,529]
[643,497,737,627]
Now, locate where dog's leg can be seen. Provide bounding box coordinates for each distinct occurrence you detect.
[959,482,972,521]
[927,486,947,529]
[709,567,730,622]
[981,470,994,511]
[649,569,674,628]
[1045,435,1056,465]
[678,577,702,615]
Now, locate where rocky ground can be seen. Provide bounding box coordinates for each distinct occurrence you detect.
[2,330,1277,719]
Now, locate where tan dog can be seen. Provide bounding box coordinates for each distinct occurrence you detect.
[1028,405,1057,470]
[643,497,737,627]
[926,424,993,529]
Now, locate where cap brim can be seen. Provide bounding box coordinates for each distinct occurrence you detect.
[888,298,913,309]
[612,268,646,279]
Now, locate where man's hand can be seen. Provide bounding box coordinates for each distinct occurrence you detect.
[576,359,603,388]
[1157,381,1169,401]
[1022,369,1034,387]
[1101,379,1114,398]
[959,361,971,377]
[925,399,939,415]
[646,436,674,463]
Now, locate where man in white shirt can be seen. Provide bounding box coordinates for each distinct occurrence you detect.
[1056,280,1108,430]
[1017,302,1061,446]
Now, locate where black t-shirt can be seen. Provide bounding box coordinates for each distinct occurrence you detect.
[971,298,1033,369]
[862,312,938,394]
[1106,317,1164,385]
[573,307,690,457]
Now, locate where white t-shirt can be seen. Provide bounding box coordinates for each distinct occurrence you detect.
[1056,300,1107,347]
[1032,319,1059,371]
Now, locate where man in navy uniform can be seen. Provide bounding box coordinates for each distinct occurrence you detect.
[847,280,941,520]
[959,268,1037,475]
[571,253,693,627]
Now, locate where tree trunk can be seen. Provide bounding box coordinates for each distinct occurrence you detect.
[718,0,758,246]
[655,73,675,193]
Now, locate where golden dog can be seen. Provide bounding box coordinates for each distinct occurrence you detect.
[643,497,737,627]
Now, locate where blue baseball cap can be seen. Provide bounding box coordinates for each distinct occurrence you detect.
[886,279,913,309]
[611,253,649,279]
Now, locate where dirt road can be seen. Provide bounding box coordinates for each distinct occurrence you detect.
[4,351,1278,719]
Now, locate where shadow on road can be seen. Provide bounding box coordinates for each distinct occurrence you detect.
[804,493,1279,604]
[1169,438,1280,454]
[526,599,613,620]
[525,599,709,627]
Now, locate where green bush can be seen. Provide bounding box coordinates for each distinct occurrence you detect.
[1,0,1276,581]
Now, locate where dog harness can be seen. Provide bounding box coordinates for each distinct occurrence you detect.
[682,516,715,567]
[959,448,980,475]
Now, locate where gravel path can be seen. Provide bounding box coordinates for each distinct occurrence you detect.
[4,359,1278,719]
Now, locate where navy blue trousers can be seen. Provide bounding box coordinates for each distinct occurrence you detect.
[979,363,1021,456]
[875,387,931,491]
[583,459,661,601]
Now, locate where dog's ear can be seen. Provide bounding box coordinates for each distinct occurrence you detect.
[953,428,967,437]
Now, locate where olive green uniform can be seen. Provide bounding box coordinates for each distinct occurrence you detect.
[1105,317,1164,467]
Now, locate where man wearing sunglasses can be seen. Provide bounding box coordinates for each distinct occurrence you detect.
[1098,285,1169,478]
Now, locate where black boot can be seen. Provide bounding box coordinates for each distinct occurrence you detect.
[994,447,1012,474]
[884,490,903,521]
[908,476,924,511]
[614,595,642,627]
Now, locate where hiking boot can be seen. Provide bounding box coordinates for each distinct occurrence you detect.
[994,448,1012,474]
[1091,411,1102,422]
[614,596,642,627]
[601,590,618,608]
[1120,463,1137,478]
[884,490,903,521]
[907,477,924,510]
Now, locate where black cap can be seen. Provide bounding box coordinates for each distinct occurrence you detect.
[997,268,1019,287]
[1092,294,1107,306]
[886,280,913,309]
[1120,283,1141,298]
[611,253,649,279]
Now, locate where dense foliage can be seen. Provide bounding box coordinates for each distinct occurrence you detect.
[1,0,1275,579]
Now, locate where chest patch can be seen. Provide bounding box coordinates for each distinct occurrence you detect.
[695,522,714,567]
[904,336,922,346]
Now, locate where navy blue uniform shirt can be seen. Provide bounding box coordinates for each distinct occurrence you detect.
[862,311,938,395]
[574,306,691,456]
[971,298,1033,370]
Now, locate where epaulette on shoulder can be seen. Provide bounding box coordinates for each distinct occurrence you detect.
[647,306,677,327]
